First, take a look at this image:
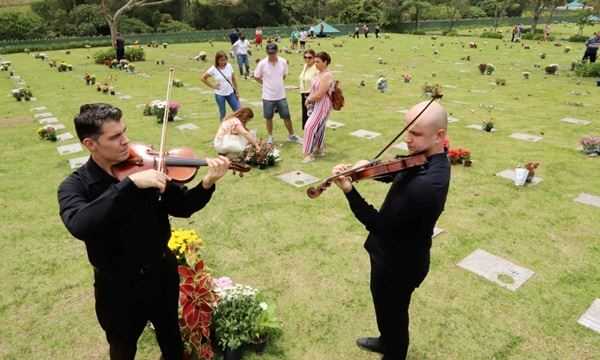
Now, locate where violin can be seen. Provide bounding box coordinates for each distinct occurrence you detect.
[112,143,250,183]
[307,154,427,199]
[307,92,442,199]
[111,68,250,184]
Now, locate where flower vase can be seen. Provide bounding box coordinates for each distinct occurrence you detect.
[223,347,243,360]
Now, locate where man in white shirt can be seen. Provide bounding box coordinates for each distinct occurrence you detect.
[232,34,251,79]
[254,43,302,145]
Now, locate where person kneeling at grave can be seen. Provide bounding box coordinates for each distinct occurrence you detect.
[58,103,231,359]
[214,107,260,158]
[331,100,451,360]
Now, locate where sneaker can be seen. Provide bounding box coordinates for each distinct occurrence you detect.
[287,134,303,144]
[356,337,384,354]
[267,136,273,145]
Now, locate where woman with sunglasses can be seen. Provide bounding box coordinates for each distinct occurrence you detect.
[298,49,318,130]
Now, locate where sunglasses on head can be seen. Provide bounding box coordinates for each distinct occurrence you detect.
[304,56,313,59]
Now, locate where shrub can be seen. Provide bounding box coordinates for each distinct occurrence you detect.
[568,34,588,42]
[574,62,600,77]
[0,12,47,40]
[412,30,426,35]
[443,29,459,36]
[158,20,194,33]
[522,33,554,41]
[481,31,503,39]
[93,47,145,64]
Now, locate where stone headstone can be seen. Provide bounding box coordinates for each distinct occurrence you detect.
[458,249,535,291]
[277,170,319,188]
[444,84,458,89]
[578,299,600,334]
[136,104,146,109]
[56,132,74,142]
[574,193,600,208]
[35,112,53,119]
[471,89,488,94]
[44,124,65,130]
[392,142,408,151]
[433,227,444,238]
[496,169,543,185]
[119,95,132,100]
[397,109,408,114]
[448,116,459,123]
[31,106,47,112]
[351,129,381,140]
[176,123,199,131]
[68,156,89,170]
[39,117,59,124]
[326,121,345,129]
[560,117,591,126]
[510,133,543,142]
[57,143,83,156]
[451,100,469,105]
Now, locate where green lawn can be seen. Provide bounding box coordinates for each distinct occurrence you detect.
[1,28,599,360]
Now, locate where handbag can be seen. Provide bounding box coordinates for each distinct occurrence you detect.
[216,134,248,154]
[215,66,238,99]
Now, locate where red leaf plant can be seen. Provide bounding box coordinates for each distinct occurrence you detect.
[178,260,219,359]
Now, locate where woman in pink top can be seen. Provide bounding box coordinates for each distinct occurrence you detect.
[303,51,334,163]
[214,107,259,156]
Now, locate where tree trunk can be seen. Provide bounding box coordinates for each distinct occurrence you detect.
[415,7,419,31]
[108,18,118,48]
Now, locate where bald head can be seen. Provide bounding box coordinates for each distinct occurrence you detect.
[403,100,448,156]
[405,100,448,132]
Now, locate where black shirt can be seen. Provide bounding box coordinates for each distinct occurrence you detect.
[58,158,215,272]
[116,38,125,51]
[345,153,450,287]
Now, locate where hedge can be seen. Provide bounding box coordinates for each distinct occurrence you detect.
[480,31,503,39]
[574,62,600,77]
[93,47,145,64]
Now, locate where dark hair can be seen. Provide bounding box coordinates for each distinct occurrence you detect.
[215,51,228,67]
[303,49,316,57]
[74,103,122,141]
[315,51,331,65]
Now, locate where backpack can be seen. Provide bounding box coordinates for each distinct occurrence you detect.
[330,80,344,111]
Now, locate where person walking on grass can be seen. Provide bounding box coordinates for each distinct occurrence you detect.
[302,51,334,163]
[201,51,240,122]
[582,32,600,63]
[298,49,318,130]
[232,34,251,79]
[299,29,308,49]
[254,43,302,145]
[255,26,263,49]
[58,103,231,360]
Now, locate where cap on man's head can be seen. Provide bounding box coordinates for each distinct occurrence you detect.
[266,43,278,54]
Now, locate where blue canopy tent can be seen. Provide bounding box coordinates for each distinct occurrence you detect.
[309,22,341,36]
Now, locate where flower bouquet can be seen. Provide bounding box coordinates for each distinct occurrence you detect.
[242,140,280,169]
[524,162,539,183]
[545,64,559,75]
[57,62,73,72]
[580,135,600,156]
[84,73,96,85]
[37,126,57,141]
[402,73,412,83]
[213,280,281,359]
[144,100,180,123]
[482,120,495,132]
[495,78,506,86]
[173,79,184,87]
[168,229,204,265]
[448,148,471,166]
[422,83,442,98]
[12,87,33,101]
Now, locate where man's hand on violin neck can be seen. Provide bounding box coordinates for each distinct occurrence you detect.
[332,163,353,193]
[129,169,171,193]
[202,156,231,189]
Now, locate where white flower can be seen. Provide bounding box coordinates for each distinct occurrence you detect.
[259,302,268,311]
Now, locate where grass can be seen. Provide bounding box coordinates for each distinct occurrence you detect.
[1,27,599,360]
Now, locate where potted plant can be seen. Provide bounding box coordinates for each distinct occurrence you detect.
[37,126,57,141]
[580,135,600,156]
[213,282,281,360]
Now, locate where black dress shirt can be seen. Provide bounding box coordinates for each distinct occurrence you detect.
[58,158,215,272]
[345,153,450,287]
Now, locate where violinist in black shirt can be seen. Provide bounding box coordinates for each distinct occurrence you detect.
[58,103,230,359]
[332,101,451,359]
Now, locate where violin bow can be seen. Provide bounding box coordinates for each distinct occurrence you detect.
[157,68,176,174]
[372,93,443,161]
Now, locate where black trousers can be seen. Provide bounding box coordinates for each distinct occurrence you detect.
[116,48,125,61]
[94,252,183,360]
[301,93,309,129]
[370,256,416,360]
[582,49,597,63]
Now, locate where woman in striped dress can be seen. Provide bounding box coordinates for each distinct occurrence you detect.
[303,51,334,163]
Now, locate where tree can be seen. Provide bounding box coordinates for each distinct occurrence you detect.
[443,0,469,31]
[530,0,545,33]
[545,0,562,25]
[481,0,515,30]
[401,0,431,31]
[100,0,175,47]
